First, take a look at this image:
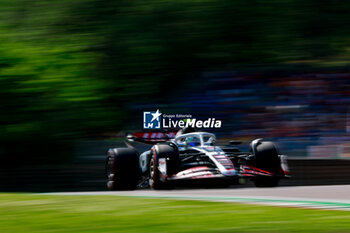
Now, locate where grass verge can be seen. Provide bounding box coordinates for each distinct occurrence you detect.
[0,194,349,233]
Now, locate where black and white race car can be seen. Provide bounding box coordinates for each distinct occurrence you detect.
[105,128,290,190]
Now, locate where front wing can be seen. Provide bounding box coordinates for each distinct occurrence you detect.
[167,165,289,181]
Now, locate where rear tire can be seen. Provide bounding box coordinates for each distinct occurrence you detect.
[253,141,281,187]
[105,148,140,190]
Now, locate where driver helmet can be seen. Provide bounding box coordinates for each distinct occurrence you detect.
[186,136,200,147]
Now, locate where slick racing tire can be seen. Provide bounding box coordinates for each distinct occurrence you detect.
[105,148,140,190]
[149,143,179,190]
[253,141,281,187]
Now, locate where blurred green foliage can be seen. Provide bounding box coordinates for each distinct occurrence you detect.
[0,0,350,162]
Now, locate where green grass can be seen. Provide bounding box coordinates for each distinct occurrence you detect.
[0,194,349,233]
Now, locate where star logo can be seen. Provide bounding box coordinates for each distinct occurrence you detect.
[151,109,161,122]
[143,110,162,129]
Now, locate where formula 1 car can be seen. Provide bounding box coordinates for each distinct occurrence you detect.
[105,128,290,190]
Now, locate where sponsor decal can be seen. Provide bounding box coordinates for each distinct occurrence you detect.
[143,109,222,129]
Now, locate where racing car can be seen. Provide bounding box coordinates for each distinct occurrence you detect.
[105,128,290,190]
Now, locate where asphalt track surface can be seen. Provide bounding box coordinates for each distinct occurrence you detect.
[45,185,350,211]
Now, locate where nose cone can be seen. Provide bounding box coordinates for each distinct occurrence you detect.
[222,169,237,176]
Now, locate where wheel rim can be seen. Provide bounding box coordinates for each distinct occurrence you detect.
[106,156,115,190]
[149,158,155,186]
[106,157,113,179]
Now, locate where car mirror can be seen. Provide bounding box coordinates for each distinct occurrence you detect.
[126,133,135,140]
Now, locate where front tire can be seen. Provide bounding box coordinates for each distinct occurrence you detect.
[149,143,179,190]
[149,153,164,189]
[253,141,281,187]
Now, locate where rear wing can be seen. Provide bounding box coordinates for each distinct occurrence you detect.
[126,131,177,145]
